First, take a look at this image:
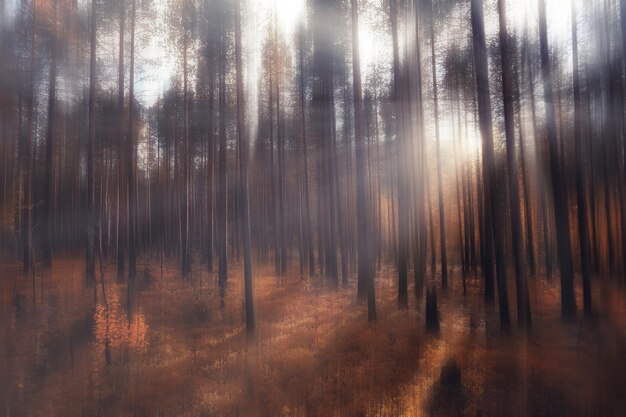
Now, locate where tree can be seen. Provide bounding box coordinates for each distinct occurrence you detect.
[471,0,510,329]
[20,0,37,275]
[571,0,592,315]
[234,0,254,336]
[43,0,59,267]
[298,24,315,277]
[351,0,376,321]
[538,0,576,318]
[117,0,126,276]
[86,0,97,284]
[391,0,409,309]
[429,0,448,290]
[497,0,530,328]
[217,2,228,293]
[128,0,137,280]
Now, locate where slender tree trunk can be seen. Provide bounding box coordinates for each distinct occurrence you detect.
[218,14,228,291]
[471,43,494,303]
[538,0,576,318]
[471,0,510,328]
[352,0,376,320]
[43,0,58,267]
[206,32,215,274]
[182,23,191,278]
[429,0,448,289]
[127,0,137,280]
[117,0,125,276]
[413,0,427,299]
[234,0,254,336]
[391,0,408,309]
[516,39,536,276]
[86,0,97,284]
[299,27,315,276]
[274,19,287,276]
[498,0,530,328]
[571,1,592,315]
[21,0,37,275]
[326,81,339,288]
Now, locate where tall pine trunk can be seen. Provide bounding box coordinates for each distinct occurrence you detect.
[571,1,592,315]
[471,0,510,329]
[86,0,97,284]
[127,0,137,280]
[538,0,576,318]
[429,0,448,289]
[498,0,530,328]
[117,0,125,276]
[234,0,254,336]
[43,0,58,267]
[217,13,228,291]
[352,0,376,320]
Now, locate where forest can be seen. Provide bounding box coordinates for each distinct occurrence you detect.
[1,0,626,415]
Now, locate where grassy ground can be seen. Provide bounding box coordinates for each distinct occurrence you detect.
[1,256,625,416]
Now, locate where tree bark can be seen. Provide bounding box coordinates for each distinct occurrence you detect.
[538,0,576,318]
[86,0,97,284]
[352,0,376,321]
[471,0,510,329]
[429,0,448,289]
[43,0,59,267]
[498,0,530,328]
[571,0,592,315]
[128,0,137,280]
[234,0,254,336]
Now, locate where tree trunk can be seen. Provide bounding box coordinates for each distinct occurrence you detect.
[117,0,125,276]
[21,0,37,275]
[234,0,254,336]
[571,0,592,315]
[86,0,97,284]
[413,0,426,299]
[206,24,216,274]
[128,0,137,280]
[352,0,376,321]
[391,0,408,309]
[538,0,576,318]
[299,27,315,276]
[182,22,191,278]
[218,13,228,292]
[498,0,531,328]
[429,0,448,289]
[471,0,510,329]
[43,0,59,267]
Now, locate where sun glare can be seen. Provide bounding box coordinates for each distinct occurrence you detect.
[274,0,306,36]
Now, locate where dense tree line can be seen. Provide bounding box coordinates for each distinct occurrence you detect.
[1,0,626,335]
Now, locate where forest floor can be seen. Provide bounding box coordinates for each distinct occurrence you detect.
[1,255,626,417]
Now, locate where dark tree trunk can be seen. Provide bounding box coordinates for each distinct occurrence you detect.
[86,0,97,284]
[218,13,228,291]
[206,25,216,274]
[352,0,376,321]
[43,0,58,267]
[21,0,37,275]
[182,22,191,278]
[429,0,448,289]
[128,0,137,280]
[538,0,576,318]
[471,0,510,329]
[413,0,427,299]
[299,27,315,277]
[234,0,254,336]
[117,0,125,276]
[571,1,592,315]
[391,0,408,309]
[498,0,531,328]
